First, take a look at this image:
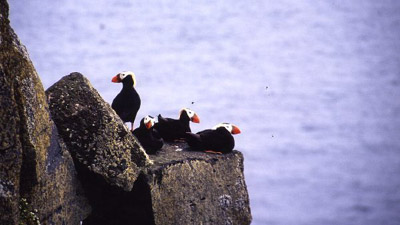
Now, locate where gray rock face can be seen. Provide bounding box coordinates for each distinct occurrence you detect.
[81,143,252,225]
[29,125,91,225]
[0,50,23,225]
[0,0,90,224]
[145,143,252,225]
[44,73,252,225]
[46,73,150,191]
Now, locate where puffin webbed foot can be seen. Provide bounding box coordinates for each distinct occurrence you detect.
[130,122,135,131]
[204,150,222,154]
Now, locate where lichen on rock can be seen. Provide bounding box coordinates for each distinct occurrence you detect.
[1,0,91,224]
[82,142,252,225]
[19,198,40,225]
[46,73,151,191]
[145,143,252,225]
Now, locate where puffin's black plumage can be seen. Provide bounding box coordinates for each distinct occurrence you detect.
[185,123,240,154]
[111,71,141,129]
[132,116,163,154]
[153,108,200,142]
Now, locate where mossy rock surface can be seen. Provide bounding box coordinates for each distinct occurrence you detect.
[46,73,150,191]
[1,1,91,224]
[145,143,252,225]
[83,142,252,225]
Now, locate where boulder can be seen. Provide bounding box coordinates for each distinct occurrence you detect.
[0,0,90,224]
[46,72,150,191]
[146,143,252,225]
[27,125,91,225]
[82,143,252,225]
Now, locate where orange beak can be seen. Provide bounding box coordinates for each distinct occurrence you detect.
[112,75,121,83]
[231,125,241,134]
[145,121,153,129]
[191,114,200,123]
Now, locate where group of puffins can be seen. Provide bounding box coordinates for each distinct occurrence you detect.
[111,71,241,155]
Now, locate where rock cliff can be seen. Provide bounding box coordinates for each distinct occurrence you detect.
[46,73,252,225]
[0,0,90,224]
[145,143,252,225]
[46,73,150,192]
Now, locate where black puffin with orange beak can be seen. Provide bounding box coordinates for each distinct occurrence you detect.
[185,123,241,154]
[132,115,163,154]
[154,108,200,142]
[111,71,141,130]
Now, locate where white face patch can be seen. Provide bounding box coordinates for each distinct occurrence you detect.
[118,71,136,87]
[180,108,195,119]
[144,115,155,127]
[213,123,233,133]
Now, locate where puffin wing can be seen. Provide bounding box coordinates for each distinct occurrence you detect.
[151,128,162,139]
[185,132,202,150]
[157,114,168,123]
[155,115,181,141]
[199,128,234,153]
[198,129,220,148]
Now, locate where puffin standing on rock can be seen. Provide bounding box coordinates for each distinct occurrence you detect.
[185,123,241,154]
[111,71,141,130]
[132,115,163,154]
[154,108,200,142]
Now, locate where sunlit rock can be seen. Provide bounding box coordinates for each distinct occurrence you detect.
[83,143,252,225]
[0,0,90,224]
[146,143,252,225]
[46,72,151,191]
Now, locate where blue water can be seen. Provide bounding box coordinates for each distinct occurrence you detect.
[9,1,400,224]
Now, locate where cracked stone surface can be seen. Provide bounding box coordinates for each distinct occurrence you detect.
[144,143,252,225]
[46,72,150,191]
[0,0,90,224]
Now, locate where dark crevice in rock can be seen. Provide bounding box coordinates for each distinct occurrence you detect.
[42,205,63,222]
[45,125,63,173]
[14,78,38,200]
[77,162,155,225]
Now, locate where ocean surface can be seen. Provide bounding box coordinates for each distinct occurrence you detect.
[9,0,400,224]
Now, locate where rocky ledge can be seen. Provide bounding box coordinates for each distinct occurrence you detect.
[0,0,252,224]
[145,143,251,225]
[46,73,252,225]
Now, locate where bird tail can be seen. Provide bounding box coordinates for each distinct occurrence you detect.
[157,114,167,123]
[185,132,202,150]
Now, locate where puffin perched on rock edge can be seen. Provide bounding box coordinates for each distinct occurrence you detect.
[132,115,163,154]
[111,71,141,130]
[154,108,200,142]
[185,122,241,154]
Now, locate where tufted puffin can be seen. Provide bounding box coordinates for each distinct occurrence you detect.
[154,108,200,142]
[111,71,141,130]
[132,115,163,154]
[185,123,241,154]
